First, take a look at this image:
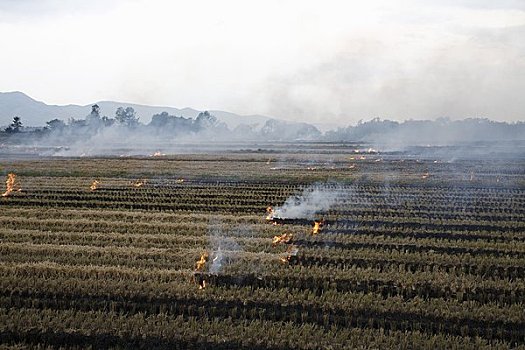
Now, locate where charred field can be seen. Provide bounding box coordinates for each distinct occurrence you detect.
[1,142,525,349]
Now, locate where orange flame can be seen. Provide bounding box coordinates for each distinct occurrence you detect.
[90,180,100,191]
[195,252,209,271]
[280,245,298,264]
[132,179,146,188]
[312,219,324,235]
[272,233,293,247]
[175,178,184,184]
[421,172,430,179]
[2,173,21,197]
[266,206,274,221]
[195,252,209,289]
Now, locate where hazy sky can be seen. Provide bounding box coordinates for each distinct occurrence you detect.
[0,0,524,125]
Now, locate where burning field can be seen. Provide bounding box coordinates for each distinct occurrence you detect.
[0,146,524,349]
[1,173,21,197]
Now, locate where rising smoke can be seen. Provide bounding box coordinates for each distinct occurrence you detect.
[208,220,242,275]
[272,183,343,219]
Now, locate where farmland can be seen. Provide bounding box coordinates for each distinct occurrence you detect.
[1,142,525,349]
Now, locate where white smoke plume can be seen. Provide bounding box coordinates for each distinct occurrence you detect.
[208,220,241,275]
[272,183,343,219]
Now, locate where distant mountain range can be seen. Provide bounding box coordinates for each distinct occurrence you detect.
[0,91,274,128]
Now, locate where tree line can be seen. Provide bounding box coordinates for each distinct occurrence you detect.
[2,104,322,141]
[3,108,524,143]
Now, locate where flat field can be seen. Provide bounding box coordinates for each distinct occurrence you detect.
[1,143,524,349]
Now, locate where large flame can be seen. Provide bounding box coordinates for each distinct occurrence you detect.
[272,233,293,247]
[2,173,21,197]
[90,180,100,191]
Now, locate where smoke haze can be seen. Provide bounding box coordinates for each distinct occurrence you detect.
[272,183,343,219]
[208,220,242,275]
[0,1,524,125]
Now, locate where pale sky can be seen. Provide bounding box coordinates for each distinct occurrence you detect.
[0,0,524,124]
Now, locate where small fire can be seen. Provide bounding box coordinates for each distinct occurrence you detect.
[132,179,146,188]
[151,151,165,157]
[175,178,184,184]
[312,219,324,235]
[90,180,100,191]
[266,206,274,221]
[194,252,209,289]
[421,172,430,179]
[280,245,299,264]
[2,173,21,197]
[272,233,293,247]
[195,252,209,271]
[266,158,272,165]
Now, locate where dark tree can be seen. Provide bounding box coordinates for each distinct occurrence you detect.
[149,112,194,134]
[91,104,100,118]
[195,111,218,130]
[85,104,103,129]
[115,107,139,127]
[5,116,23,133]
[46,118,66,130]
[101,116,115,127]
